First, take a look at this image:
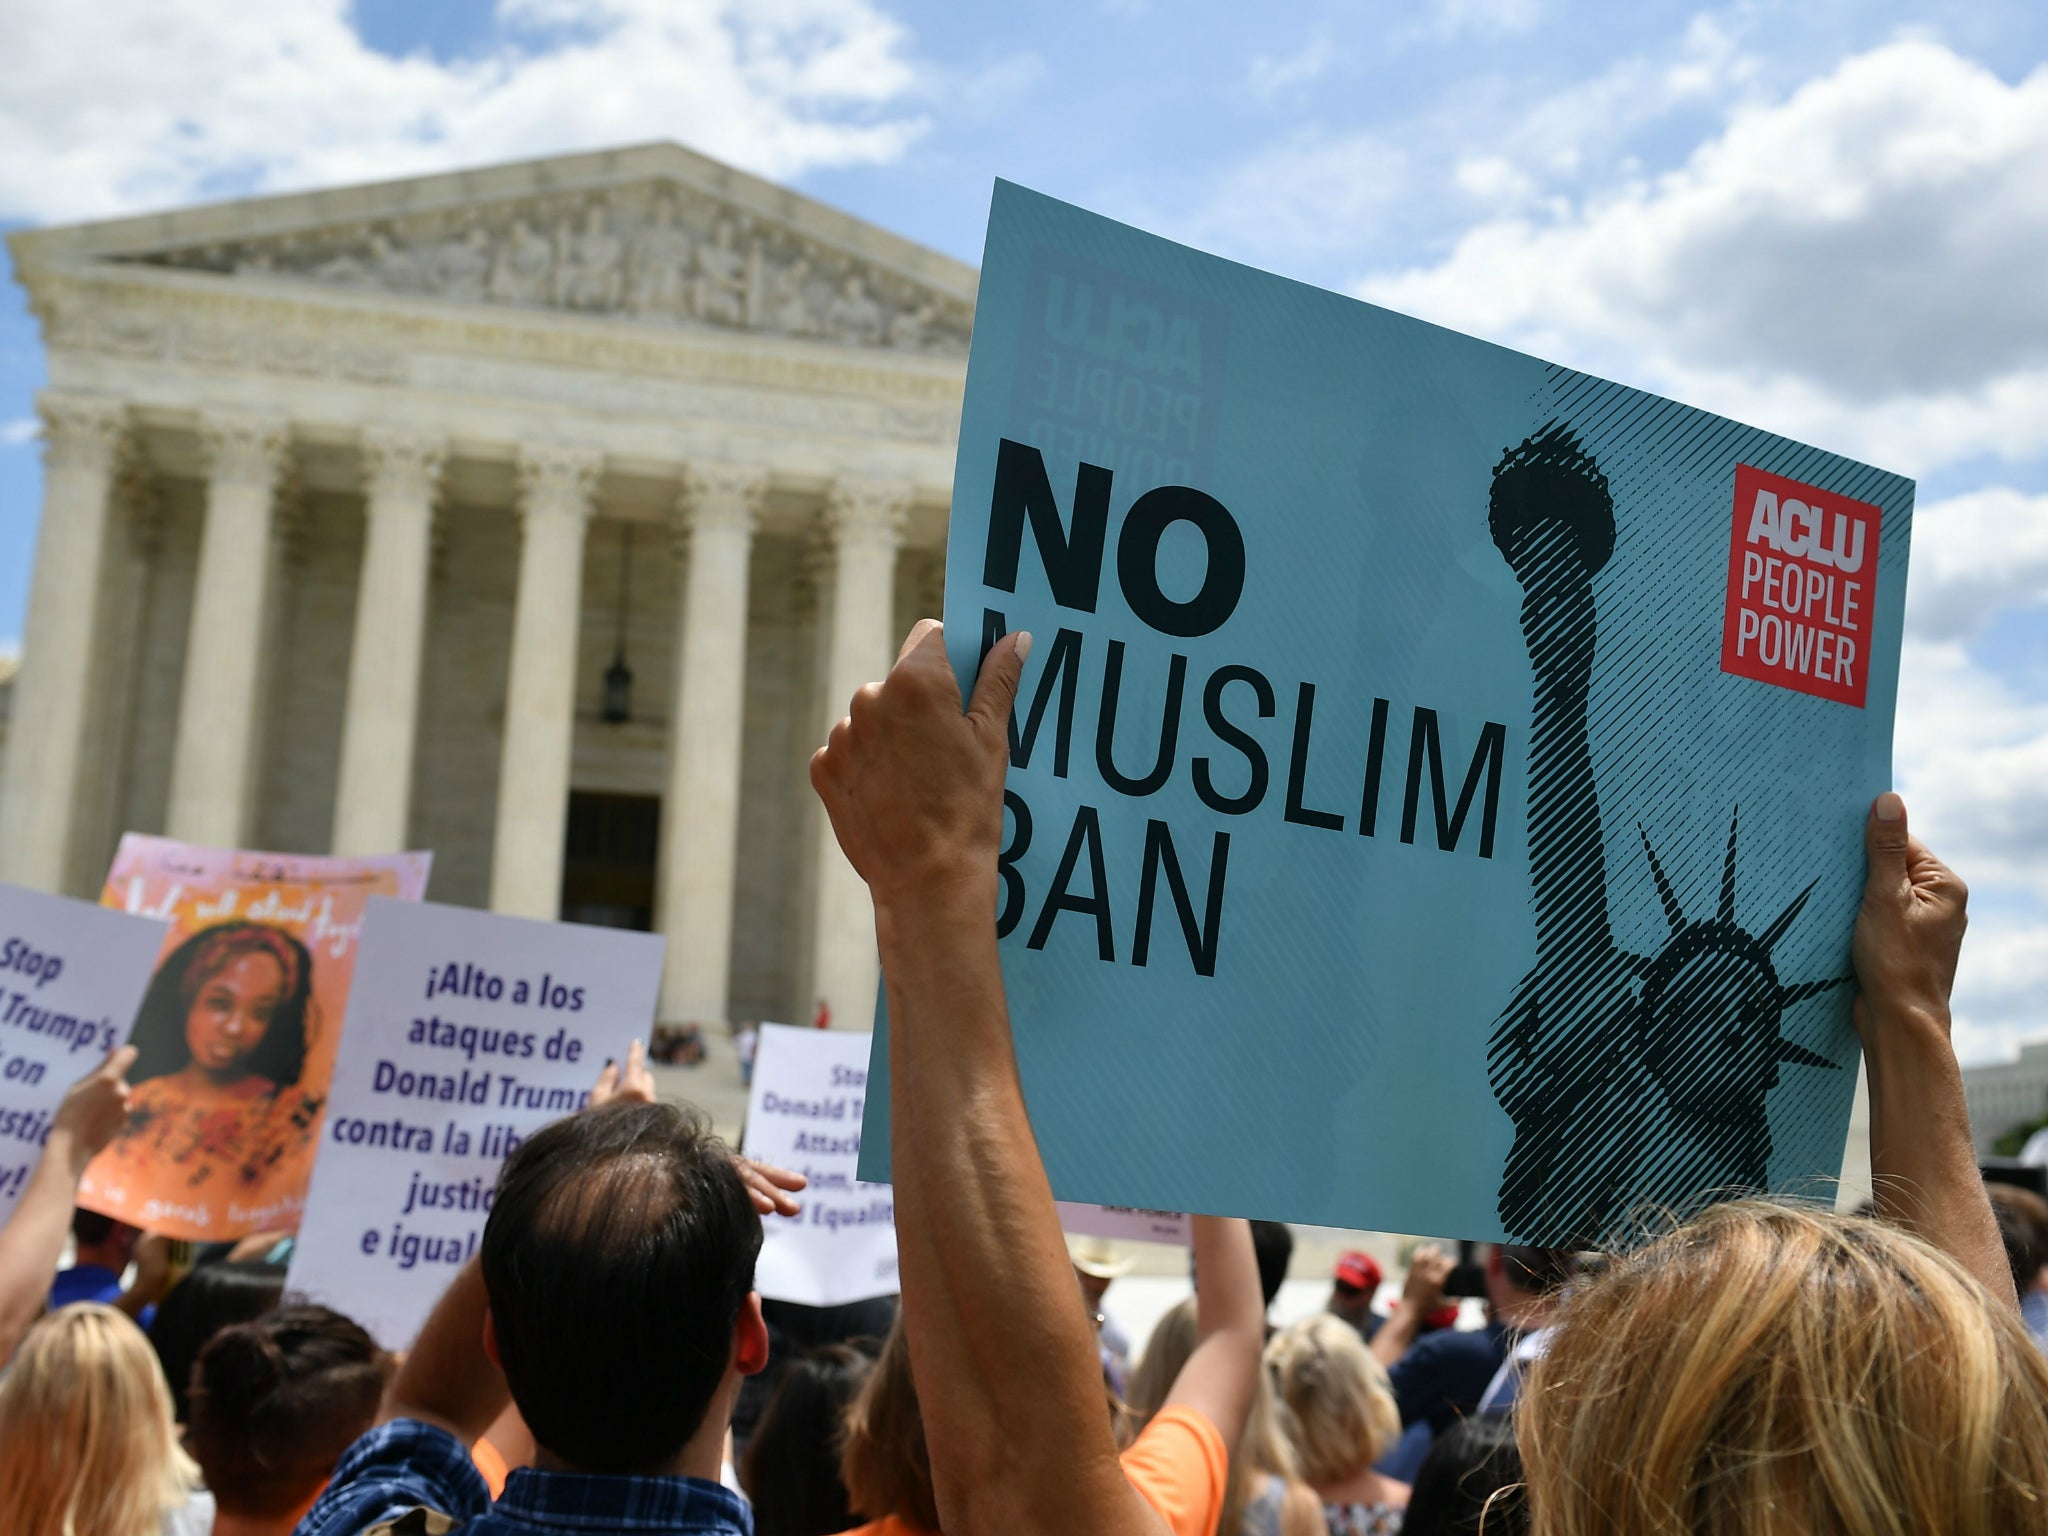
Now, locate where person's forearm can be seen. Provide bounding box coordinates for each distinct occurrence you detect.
[1191,1216,1262,1345]
[0,1129,91,1363]
[112,1284,152,1319]
[1370,1308,1421,1368]
[1165,1216,1261,1443]
[385,1257,509,1439]
[1865,1000,2011,1304]
[879,893,1142,1536]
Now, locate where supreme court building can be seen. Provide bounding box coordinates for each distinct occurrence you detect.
[0,143,975,1037]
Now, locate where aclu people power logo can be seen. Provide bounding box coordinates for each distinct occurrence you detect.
[1720,466,1882,708]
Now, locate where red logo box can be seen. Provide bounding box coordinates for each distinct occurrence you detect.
[1719,464,1881,708]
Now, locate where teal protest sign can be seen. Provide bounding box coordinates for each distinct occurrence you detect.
[860,182,1911,1246]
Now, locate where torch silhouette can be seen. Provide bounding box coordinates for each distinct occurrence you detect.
[1484,424,1847,1246]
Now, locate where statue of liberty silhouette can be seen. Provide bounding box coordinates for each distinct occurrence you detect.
[1485,424,1851,1247]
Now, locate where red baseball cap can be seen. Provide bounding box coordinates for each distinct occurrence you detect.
[1334,1251,1382,1291]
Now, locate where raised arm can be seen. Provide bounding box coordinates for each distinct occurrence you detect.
[1160,1216,1262,1447]
[1369,1243,1452,1370]
[812,620,1163,1536]
[0,1045,135,1365]
[1854,793,2009,1303]
[385,1256,509,1440]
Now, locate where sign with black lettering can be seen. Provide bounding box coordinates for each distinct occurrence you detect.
[285,896,660,1346]
[858,183,1914,1247]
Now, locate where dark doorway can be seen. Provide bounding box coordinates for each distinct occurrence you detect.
[559,791,660,930]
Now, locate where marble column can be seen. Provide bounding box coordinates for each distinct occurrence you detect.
[489,446,601,919]
[0,394,128,890]
[331,427,446,855]
[165,413,291,849]
[655,464,765,1025]
[808,479,908,1032]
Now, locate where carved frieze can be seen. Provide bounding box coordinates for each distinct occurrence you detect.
[123,181,973,358]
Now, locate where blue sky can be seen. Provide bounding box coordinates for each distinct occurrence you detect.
[2,0,2046,1061]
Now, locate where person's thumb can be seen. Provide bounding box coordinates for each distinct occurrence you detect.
[968,630,1031,734]
[100,1044,139,1082]
[1865,792,1910,888]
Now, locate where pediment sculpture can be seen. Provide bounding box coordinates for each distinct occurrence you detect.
[120,182,973,356]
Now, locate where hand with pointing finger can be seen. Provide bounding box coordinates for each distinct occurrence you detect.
[586,1040,805,1214]
[589,1038,656,1108]
[809,619,1030,915]
[50,1044,138,1173]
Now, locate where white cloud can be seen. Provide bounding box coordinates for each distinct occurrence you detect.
[1180,130,1411,264]
[1431,0,1542,40]
[1182,13,1749,273]
[1951,915,2048,1066]
[1485,12,1751,186]
[1453,155,1538,205]
[1895,636,2048,897]
[1248,37,1340,100]
[1905,487,2048,642]
[1359,38,2048,476]
[1886,632,2048,1062]
[0,0,927,225]
[0,418,37,447]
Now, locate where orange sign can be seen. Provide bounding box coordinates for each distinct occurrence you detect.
[78,835,430,1240]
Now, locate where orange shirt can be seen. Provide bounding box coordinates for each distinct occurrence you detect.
[836,1405,1227,1536]
[471,1436,511,1499]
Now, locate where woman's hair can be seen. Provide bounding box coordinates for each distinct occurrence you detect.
[187,1304,390,1522]
[149,1258,288,1421]
[129,921,314,1088]
[840,1315,940,1532]
[1126,1294,1199,1421]
[0,1303,200,1536]
[1129,1295,1309,1533]
[1987,1182,2048,1299]
[740,1343,874,1536]
[1265,1313,1403,1485]
[1402,1416,1528,1536]
[1519,1201,2048,1536]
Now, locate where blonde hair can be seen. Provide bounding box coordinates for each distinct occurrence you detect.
[1126,1295,1198,1421]
[1266,1313,1402,1484]
[0,1303,200,1536]
[1520,1201,2048,1536]
[1131,1298,1317,1532]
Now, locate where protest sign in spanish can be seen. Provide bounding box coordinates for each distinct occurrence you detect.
[860,183,1914,1247]
[743,1024,897,1308]
[0,883,166,1222]
[284,895,661,1347]
[80,836,430,1240]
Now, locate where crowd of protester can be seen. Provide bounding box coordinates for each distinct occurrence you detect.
[1,618,2046,1534]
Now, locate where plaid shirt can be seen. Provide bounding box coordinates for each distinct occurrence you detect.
[295,1419,754,1536]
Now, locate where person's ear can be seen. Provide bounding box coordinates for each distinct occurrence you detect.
[734,1292,769,1377]
[482,1308,502,1371]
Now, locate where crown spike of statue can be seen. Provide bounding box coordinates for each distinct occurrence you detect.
[1633,808,1849,1069]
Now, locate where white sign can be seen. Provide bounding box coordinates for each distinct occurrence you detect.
[1057,1203,1190,1246]
[286,897,663,1346]
[743,1024,897,1307]
[0,883,166,1222]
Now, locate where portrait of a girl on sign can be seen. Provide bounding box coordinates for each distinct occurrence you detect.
[98,922,326,1210]
[78,834,431,1241]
